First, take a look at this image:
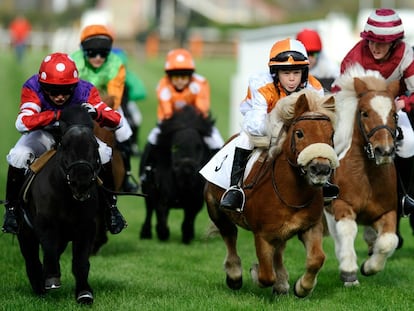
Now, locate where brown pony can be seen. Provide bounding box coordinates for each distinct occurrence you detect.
[204,90,338,297]
[93,95,125,191]
[324,64,400,286]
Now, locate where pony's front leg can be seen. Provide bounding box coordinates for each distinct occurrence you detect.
[140,197,155,239]
[38,226,62,290]
[324,210,359,286]
[17,225,45,295]
[272,241,289,295]
[155,203,170,241]
[294,221,325,298]
[72,224,95,304]
[250,235,276,288]
[361,211,398,276]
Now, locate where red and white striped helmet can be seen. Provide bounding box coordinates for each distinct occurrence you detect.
[360,8,404,43]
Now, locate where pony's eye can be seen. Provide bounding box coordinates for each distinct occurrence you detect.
[361,111,368,118]
[295,130,304,139]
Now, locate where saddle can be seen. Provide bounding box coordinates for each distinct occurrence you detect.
[22,149,57,203]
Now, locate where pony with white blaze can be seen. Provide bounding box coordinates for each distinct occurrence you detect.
[325,63,400,287]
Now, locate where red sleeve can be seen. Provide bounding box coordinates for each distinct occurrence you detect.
[88,86,121,129]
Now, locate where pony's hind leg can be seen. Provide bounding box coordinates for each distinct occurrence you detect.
[294,221,325,298]
[360,212,398,276]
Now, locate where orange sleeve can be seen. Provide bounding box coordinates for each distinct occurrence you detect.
[107,64,126,110]
[156,77,174,121]
[194,79,210,118]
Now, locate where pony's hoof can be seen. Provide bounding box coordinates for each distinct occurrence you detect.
[340,271,358,286]
[77,290,94,304]
[226,275,242,290]
[344,280,360,287]
[45,277,61,290]
[293,277,315,298]
[140,225,152,239]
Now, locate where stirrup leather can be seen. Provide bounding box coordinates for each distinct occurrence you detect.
[401,194,414,216]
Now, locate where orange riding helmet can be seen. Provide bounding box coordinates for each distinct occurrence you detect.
[80,24,113,51]
[164,48,195,75]
[268,38,309,84]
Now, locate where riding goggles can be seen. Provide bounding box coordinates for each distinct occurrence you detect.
[269,51,309,66]
[84,49,110,58]
[41,83,77,96]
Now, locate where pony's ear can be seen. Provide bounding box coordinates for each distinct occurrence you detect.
[354,77,368,96]
[322,95,336,113]
[387,80,400,99]
[294,93,310,117]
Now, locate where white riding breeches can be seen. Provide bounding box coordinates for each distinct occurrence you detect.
[397,110,414,158]
[114,107,133,143]
[7,130,113,169]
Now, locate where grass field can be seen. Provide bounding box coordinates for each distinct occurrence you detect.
[1,49,414,310]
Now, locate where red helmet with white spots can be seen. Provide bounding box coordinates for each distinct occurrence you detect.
[38,52,79,86]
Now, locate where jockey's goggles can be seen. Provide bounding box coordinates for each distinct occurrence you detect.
[84,49,110,59]
[269,51,309,66]
[41,84,77,96]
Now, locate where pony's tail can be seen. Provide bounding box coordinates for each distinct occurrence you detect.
[203,221,221,239]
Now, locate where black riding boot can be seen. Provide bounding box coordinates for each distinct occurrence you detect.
[139,142,157,184]
[402,194,414,216]
[2,166,26,234]
[323,181,340,203]
[117,140,139,192]
[100,162,127,234]
[219,147,251,212]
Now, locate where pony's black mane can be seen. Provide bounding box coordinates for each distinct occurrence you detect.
[157,106,214,148]
[59,105,94,133]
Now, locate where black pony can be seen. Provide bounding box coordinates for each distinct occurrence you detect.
[139,105,213,244]
[17,105,101,304]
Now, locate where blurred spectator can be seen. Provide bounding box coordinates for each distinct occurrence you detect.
[9,15,31,63]
[296,28,339,92]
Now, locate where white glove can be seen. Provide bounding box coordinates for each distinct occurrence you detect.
[81,103,98,120]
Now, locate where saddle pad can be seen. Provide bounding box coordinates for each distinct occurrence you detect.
[199,139,262,189]
[30,149,57,173]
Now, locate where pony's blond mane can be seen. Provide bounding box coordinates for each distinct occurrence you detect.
[333,63,388,159]
[248,89,336,157]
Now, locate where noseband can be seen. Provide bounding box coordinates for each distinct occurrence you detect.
[289,113,332,171]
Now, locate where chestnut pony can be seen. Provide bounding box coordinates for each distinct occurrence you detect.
[324,64,400,287]
[204,90,338,298]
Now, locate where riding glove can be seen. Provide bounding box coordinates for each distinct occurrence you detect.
[81,103,98,120]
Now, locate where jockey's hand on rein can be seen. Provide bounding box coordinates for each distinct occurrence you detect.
[81,103,98,120]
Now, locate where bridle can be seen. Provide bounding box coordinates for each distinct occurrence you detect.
[288,113,332,172]
[356,90,399,160]
[59,125,101,200]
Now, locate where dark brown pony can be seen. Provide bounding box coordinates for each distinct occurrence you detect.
[91,95,125,253]
[324,64,400,286]
[93,94,125,191]
[204,90,338,297]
